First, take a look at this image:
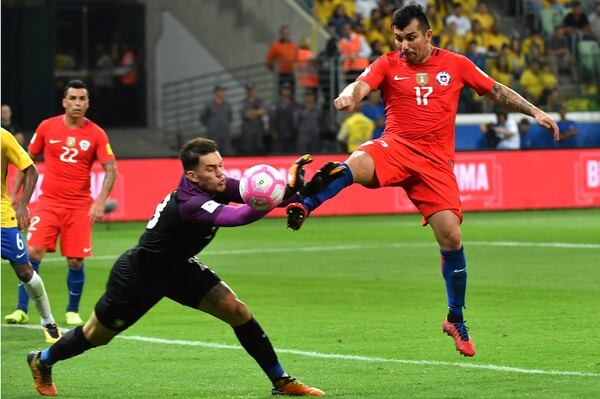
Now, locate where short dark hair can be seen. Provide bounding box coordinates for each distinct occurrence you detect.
[179,138,218,171]
[63,80,88,97]
[392,4,430,32]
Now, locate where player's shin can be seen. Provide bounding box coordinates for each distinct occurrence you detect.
[66,265,85,312]
[23,271,55,325]
[302,162,354,211]
[17,259,40,312]
[441,246,467,321]
[40,325,94,367]
[232,318,287,382]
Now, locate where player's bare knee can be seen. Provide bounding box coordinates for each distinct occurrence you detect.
[439,230,462,251]
[12,264,33,282]
[346,151,375,184]
[28,246,45,261]
[83,317,117,346]
[67,257,84,269]
[227,299,251,326]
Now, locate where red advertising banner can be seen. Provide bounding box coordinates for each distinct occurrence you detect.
[13,149,600,221]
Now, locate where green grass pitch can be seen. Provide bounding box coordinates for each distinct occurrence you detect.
[2,209,600,398]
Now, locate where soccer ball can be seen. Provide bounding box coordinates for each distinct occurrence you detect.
[239,164,286,211]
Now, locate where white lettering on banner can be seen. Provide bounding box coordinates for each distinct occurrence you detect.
[587,160,599,188]
[454,163,489,192]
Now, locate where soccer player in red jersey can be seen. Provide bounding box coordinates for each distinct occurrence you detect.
[286,5,559,357]
[6,80,118,327]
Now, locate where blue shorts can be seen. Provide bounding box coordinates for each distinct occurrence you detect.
[1,227,30,264]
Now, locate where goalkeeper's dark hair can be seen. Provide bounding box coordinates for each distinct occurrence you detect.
[63,80,89,97]
[392,4,430,33]
[180,138,219,171]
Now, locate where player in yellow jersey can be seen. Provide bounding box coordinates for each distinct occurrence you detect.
[336,103,375,153]
[1,128,61,343]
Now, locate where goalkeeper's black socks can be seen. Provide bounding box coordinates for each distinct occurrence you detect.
[41,325,94,367]
[233,317,287,381]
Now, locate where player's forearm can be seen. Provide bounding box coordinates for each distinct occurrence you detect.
[18,165,39,207]
[97,161,118,202]
[339,81,370,103]
[487,82,540,117]
[214,205,267,227]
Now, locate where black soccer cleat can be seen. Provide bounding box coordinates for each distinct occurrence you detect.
[286,202,309,231]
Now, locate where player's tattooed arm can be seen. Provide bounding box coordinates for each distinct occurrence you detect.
[89,160,118,223]
[486,82,536,116]
[486,82,559,141]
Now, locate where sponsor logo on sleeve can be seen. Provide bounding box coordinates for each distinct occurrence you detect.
[201,200,220,213]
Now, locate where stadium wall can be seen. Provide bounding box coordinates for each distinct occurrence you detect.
[18,149,600,222]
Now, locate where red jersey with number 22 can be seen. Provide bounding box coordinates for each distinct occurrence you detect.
[29,115,115,209]
[357,48,494,165]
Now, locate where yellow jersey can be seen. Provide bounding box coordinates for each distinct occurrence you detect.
[337,113,375,153]
[1,128,33,228]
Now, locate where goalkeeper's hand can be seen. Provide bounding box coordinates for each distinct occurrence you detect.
[300,161,347,197]
[286,154,313,194]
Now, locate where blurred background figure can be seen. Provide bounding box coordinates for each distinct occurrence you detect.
[1,104,24,146]
[200,85,233,155]
[362,91,385,139]
[240,83,267,155]
[336,102,374,153]
[91,44,114,126]
[266,25,297,91]
[295,89,321,154]
[518,118,533,149]
[480,109,520,150]
[268,82,297,154]
[557,104,578,148]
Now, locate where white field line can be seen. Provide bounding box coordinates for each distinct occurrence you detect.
[4,324,599,378]
[22,240,600,264]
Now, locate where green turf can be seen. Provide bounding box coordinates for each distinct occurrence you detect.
[2,209,600,398]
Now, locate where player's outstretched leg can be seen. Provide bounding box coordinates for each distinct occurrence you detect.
[27,350,57,396]
[286,161,353,230]
[231,317,324,396]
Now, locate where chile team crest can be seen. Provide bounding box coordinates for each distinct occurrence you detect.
[436,71,451,86]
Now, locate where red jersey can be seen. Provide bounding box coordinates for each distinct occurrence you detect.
[357,48,494,164]
[29,115,116,208]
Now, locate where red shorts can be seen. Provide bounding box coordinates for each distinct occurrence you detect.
[27,206,92,258]
[359,137,462,225]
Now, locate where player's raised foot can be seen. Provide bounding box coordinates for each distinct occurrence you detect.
[65,311,83,325]
[27,350,57,396]
[286,202,309,231]
[43,323,62,344]
[443,318,476,357]
[5,309,29,324]
[272,377,325,396]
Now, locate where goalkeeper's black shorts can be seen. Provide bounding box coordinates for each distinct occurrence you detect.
[95,250,222,332]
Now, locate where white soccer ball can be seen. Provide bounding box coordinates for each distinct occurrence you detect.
[239,164,286,211]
